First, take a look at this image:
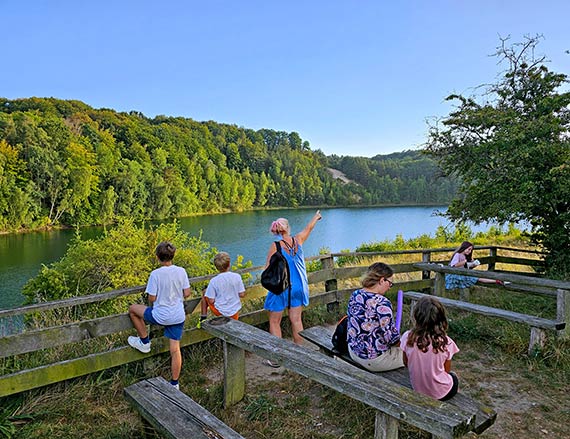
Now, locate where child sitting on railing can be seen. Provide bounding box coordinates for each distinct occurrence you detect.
[445,241,505,290]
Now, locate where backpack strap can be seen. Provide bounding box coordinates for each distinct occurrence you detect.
[275,240,292,309]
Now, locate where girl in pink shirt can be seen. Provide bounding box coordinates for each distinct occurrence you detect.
[400,296,459,401]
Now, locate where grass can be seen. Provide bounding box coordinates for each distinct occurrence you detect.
[2,237,568,438]
[4,290,568,438]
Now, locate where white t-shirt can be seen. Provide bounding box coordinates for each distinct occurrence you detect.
[146,265,190,325]
[205,271,245,316]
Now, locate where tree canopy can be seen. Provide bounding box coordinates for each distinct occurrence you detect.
[0,97,457,232]
[425,36,570,277]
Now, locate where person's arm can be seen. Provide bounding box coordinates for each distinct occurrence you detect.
[183,287,191,299]
[444,359,452,373]
[147,294,157,304]
[402,351,408,367]
[239,290,246,298]
[295,210,322,244]
[264,242,278,269]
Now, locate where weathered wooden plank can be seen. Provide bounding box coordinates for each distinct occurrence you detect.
[0,298,201,358]
[203,318,475,439]
[299,325,497,435]
[0,286,146,319]
[124,377,245,439]
[414,263,570,290]
[404,292,565,330]
[0,326,214,398]
[0,303,305,397]
[494,256,544,266]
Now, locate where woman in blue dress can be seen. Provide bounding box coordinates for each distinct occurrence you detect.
[263,210,322,365]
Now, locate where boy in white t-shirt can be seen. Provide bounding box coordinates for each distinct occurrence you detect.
[198,252,245,325]
[127,242,191,390]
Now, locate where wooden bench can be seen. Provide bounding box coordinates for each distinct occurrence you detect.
[405,291,566,355]
[299,325,496,436]
[203,317,492,439]
[124,376,244,439]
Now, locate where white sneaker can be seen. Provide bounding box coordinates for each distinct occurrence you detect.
[128,336,151,353]
[171,383,180,390]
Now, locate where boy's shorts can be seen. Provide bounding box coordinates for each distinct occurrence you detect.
[143,307,184,341]
[207,302,239,320]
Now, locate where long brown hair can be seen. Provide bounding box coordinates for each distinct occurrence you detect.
[455,241,474,262]
[406,296,449,353]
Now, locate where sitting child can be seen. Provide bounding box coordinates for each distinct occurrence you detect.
[400,296,459,401]
[199,252,245,324]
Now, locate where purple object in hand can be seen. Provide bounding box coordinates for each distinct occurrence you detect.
[395,289,404,331]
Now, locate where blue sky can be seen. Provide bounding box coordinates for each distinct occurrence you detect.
[2,1,569,157]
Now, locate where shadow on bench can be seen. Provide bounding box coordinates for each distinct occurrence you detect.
[299,325,497,436]
[124,376,244,439]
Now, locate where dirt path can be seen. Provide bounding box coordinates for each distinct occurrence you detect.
[205,334,569,438]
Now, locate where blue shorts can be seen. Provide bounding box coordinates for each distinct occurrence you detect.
[143,307,184,341]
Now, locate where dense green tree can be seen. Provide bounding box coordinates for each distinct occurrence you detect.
[425,36,570,277]
[0,96,459,232]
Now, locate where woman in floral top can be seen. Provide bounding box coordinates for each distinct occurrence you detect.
[347,262,404,372]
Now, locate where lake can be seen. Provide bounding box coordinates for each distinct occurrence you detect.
[0,205,491,310]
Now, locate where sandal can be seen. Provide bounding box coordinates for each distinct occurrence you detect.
[265,359,281,368]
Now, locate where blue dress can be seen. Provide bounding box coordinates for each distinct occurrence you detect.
[264,241,309,311]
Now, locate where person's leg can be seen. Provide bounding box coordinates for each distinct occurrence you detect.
[128,304,148,338]
[288,306,304,344]
[169,339,182,381]
[268,311,283,338]
[348,346,404,372]
[440,372,459,401]
[200,293,208,317]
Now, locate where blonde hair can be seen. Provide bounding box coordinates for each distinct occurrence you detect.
[213,252,231,272]
[361,262,393,288]
[269,218,290,235]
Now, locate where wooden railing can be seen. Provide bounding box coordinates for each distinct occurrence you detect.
[1,245,565,399]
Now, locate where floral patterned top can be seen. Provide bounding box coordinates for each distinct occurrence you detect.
[347,289,400,360]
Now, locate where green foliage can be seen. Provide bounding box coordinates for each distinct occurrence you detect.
[424,36,570,277]
[244,395,276,421]
[327,149,459,205]
[21,220,221,319]
[0,97,458,233]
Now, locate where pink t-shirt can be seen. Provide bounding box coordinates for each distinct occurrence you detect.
[400,330,459,400]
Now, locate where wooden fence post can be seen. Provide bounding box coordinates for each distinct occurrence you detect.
[321,255,339,313]
[488,247,497,271]
[223,341,245,408]
[374,411,399,439]
[421,251,431,294]
[557,289,570,340]
[434,273,445,296]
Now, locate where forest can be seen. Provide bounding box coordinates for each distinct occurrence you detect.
[0,97,457,231]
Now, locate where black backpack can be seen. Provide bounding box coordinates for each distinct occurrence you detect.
[261,241,291,299]
[331,315,349,354]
